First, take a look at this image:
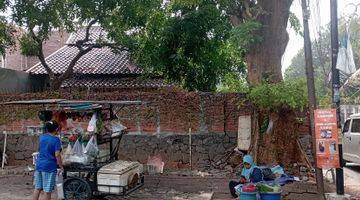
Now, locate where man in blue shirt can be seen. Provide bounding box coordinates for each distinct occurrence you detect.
[33,120,63,200]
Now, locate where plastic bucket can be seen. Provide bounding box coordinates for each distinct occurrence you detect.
[240,191,257,200]
[260,192,281,200]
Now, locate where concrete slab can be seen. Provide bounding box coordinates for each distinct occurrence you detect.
[325,193,351,200]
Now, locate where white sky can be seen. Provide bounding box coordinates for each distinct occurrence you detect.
[282,0,360,73]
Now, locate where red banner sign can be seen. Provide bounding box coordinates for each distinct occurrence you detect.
[314,109,340,169]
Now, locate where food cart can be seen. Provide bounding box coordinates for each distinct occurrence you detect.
[2,99,145,200]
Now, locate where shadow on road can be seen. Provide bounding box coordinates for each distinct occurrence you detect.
[345,163,360,173]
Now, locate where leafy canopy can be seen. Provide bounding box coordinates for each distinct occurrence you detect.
[105,0,251,91]
[9,0,261,91]
[0,0,15,55]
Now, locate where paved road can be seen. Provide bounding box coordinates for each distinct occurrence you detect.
[324,162,360,199]
[344,163,360,198]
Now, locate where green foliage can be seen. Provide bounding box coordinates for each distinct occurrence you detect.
[289,12,302,36]
[10,0,259,91]
[0,0,8,11]
[217,71,249,93]
[285,17,360,107]
[0,0,15,55]
[105,0,252,91]
[229,19,262,53]
[248,79,308,111]
[12,0,132,50]
[0,19,15,55]
[13,0,70,41]
[19,34,40,56]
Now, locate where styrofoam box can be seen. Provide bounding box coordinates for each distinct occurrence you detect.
[97,160,143,194]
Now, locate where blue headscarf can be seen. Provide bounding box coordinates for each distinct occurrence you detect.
[241,155,256,180]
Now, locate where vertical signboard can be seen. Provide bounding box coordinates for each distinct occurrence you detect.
[314,109,340,168]
[238,115,251,151]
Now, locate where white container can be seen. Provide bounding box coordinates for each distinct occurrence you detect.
[97,160,143,194]
[147,162,164,174]
[32,152,39,165]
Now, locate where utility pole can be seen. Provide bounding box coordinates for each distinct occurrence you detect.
[301,0,324,195]
[330,0,345,195]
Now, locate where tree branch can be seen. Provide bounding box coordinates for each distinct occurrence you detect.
[56,19,99,86]
[29,27,55,80]
[243,0,253,18]
[58,47,93,84]
[75,19,98,47]
[58,43,127,84]
[48,18,128,89]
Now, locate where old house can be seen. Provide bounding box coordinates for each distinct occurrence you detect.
[26,27,169,91]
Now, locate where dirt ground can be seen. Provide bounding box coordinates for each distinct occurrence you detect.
[0,168,359,200]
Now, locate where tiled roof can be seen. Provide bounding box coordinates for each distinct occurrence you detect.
[66,26,111,45]
[27,46,143,75]
[61,76,171,88]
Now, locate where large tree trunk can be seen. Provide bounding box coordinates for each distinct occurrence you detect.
[243,0,303,166]
[255,109,301,166]
[246,0,292,84]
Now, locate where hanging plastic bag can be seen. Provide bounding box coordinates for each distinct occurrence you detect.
[87,113,97,133]
[84,136,99,159]
[62,145,72,165]
[82,143,86,153]
[111,121,126,133]
[56,169,64,199]
[68,139,88,164]
[71,139,83,156]
[111,121,127,137]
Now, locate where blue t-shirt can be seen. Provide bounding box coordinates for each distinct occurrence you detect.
[36,133,62,173]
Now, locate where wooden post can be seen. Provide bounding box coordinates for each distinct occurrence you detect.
[189,128,192,170]
[301,0,324,195]
[330,0,345,195]
[2,131,7,169]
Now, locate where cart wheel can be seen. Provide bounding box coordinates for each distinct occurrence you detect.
[63,177,92,200]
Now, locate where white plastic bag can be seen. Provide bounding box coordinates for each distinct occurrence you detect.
[68,139,88,164]
[56,169,64,199]
[87,113,97,132]
[111,121,126,133]
[84,136,99,158]
[82,143,86,153]
[71,139,83,156]
[111,121,127,137]
[62,145,72,165]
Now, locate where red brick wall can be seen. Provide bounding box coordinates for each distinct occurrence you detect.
[0,89,251,134]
